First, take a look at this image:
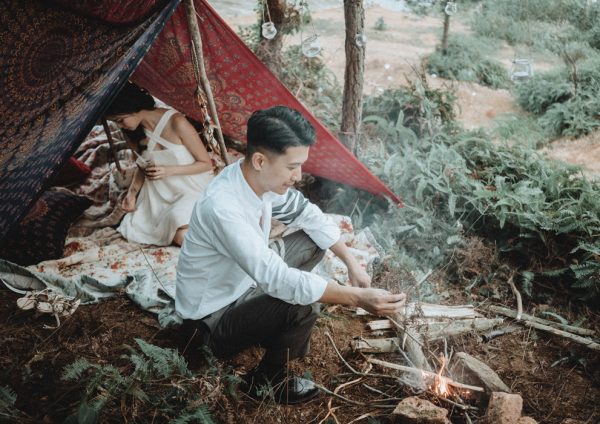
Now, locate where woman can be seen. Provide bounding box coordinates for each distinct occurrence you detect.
[105,82,214,246]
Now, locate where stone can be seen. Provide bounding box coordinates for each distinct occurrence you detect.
[392,396,451,424]
[450,352,510,394]
[517,418,538,424]
[485,392,523,424]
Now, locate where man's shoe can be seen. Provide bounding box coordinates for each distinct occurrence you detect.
[273,374,320,405]
[241,368,319,405]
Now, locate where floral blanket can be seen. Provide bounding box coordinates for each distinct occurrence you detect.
[1,127,381,327]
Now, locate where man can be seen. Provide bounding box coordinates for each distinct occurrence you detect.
[176,106,405,404]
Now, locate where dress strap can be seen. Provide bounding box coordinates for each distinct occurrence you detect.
[145,109,177,151]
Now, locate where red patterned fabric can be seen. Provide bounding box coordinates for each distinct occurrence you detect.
[133,0,401,204]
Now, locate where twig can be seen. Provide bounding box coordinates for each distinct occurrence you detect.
[507,274,523,320]
[434,392,479,412]
[313,383,397,409]
[325,331,361,374]
[362,383,400,401]
[139,247,169,293]
[488,305,596,337]
[367,358,484,392]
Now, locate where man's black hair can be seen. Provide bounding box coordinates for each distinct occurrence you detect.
[105,81,155,117]
[246,106,316,157]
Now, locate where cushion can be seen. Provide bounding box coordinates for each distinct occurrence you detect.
[49,156,92,188]
[0,190,92,266]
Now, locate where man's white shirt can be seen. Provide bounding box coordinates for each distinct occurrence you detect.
[175,160,340,320]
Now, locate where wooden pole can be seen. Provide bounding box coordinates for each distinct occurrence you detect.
[183,0,229,165]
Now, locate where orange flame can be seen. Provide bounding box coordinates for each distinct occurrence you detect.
[433,356,450,397]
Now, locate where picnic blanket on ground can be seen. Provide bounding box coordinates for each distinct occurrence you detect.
[0,125,381,327]
[0,215,381,327]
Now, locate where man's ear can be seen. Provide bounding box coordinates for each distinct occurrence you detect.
[250,151,267,171]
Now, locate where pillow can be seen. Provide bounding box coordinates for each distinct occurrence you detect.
[0,190,92,266]
[49,156,92,188]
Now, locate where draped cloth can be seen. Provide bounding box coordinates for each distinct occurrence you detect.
[0,0,400,240]
[0,0,180,239]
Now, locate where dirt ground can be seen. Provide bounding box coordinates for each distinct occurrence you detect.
[2,265,599,423]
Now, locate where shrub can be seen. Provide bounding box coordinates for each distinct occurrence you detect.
[539,95,600,137]
[491,113,547,148]
[514,71,572,115]
[374,16,387,31]
[426,35,510,89]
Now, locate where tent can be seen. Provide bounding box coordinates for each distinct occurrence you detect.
[0,0,400,241]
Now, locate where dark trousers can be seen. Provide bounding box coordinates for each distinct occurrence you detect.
[184,231,325,371]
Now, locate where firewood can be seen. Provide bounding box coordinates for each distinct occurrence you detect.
[488,305,596,337]
[367,358,484,392]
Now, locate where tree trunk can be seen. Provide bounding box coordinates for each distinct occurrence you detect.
[255,0,287,75]
[441,10,450,55]
[340,0,365,152]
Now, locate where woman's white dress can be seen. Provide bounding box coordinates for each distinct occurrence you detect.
[118,109,214,245]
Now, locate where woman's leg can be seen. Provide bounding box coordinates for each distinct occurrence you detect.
[173,225,189,246]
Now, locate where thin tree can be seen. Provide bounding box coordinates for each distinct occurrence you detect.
[340,0,366,152]
[256,0,288,75]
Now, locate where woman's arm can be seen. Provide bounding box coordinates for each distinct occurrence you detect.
[145,114,213,180]
[122,166,145,212]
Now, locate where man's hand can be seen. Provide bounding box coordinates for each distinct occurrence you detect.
[356,288,406,317]
[348,265,371,288]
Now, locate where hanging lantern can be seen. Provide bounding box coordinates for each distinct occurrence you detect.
[301,34,321,57]
[261,0,277,40]
[444,1,457,15]
[355,33,367,48]
[511,58,534,83]
[262,22,278,39]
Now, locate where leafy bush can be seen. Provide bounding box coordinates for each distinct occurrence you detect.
[426,35,510,89]
[338,83,600,301]
[374,16,387,31]
[362,70,458,139]
[491,113,547,148]
[515,56,600,137]
[539,94,600,137]
[61,339,231,423]
[514,70,572,115]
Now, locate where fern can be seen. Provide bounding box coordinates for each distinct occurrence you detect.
[63,340,220,422]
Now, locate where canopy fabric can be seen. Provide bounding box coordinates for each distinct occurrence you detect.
[0,0,400,240]
[0,0,180,239]
[134,0,401,204]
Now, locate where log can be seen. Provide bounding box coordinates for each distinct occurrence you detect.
[488,305,595,337]
[367,358,484,392]
[366,319,392,330]
[419,318,504,340]
[358,303,481,319]
[352,337,399,353]
[522,321,600,351]
[355,319,504,353]
[404,303,481,319]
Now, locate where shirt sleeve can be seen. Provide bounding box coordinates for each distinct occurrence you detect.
[272,189,340,250]
[205,203,328,305]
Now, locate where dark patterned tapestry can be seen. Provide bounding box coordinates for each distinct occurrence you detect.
[0,0,180,239]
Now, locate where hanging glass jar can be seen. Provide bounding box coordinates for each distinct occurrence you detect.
[444,1,457,15]
[355,33,367,48]
[261,22,277,40]
[301,34,321,57]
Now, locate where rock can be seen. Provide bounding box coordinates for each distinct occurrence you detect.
[392,396,451,424]
[485,392,523,424]
[450,352,510,394]
[517,418,538,424]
